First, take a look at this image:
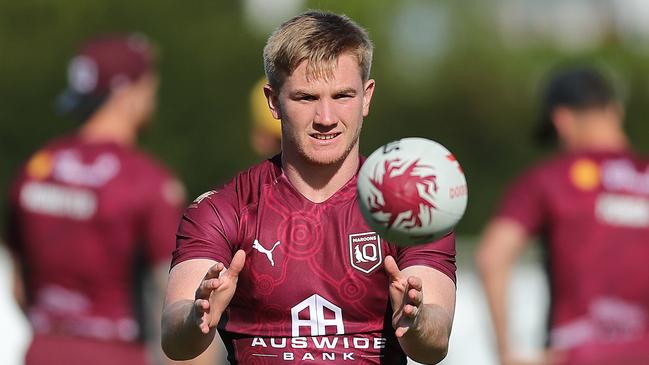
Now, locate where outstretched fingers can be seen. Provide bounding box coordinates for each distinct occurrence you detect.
[205,262,224,279]
[407,276,423,304]
[383,255,402,280]
[395,324,410,338]
[227,250,246,277]
[194,260,228,299]
[193,298,212,334]
[191,253,247,336]
[195,277,221,300]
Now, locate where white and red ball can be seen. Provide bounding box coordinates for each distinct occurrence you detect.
[357,137,468,246]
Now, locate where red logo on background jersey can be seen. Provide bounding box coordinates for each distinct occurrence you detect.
[348,232,382,274]
[368,158,438,229]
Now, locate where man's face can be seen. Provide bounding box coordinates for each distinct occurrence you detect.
[267,53,375,166]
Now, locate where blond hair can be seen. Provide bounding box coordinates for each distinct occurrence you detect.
[263,10,373,90]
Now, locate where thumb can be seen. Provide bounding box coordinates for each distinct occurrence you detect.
[227,250,246,276]
[383,255,401,280]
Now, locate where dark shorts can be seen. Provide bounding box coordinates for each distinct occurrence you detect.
[26,334,150,365]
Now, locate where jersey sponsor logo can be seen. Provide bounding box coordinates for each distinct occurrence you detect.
[53,150,120,187]
[291,294,345,336]
[189,190,216,208]
[249,335,387,361]
[252,239,280,266]
[550,296,647,349]
[348,232,383,274]
[601,159,649,195]
[244,295,387,361]
[20,181,97,220]
[595,193,649,227]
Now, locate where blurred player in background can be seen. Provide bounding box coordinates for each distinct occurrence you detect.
[162,10,457,365]
[476,66,649,365]
[4,34,215,365]
[250,76,282,158]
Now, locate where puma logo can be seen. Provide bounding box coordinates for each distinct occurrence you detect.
[252,239,280,266]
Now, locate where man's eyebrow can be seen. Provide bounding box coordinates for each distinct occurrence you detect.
[290,89,316,98]
[292,90,313,96]
[289,87,358,98]
[335,87,357,95]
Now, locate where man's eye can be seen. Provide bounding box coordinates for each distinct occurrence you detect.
[300,95,316,101]
[334,93,353,99]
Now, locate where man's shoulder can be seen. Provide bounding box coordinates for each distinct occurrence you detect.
[24,134,78,159]
[229,155,281,202]
[188,156,281,211]
[529,152,573,173]
[509,152,578,185]
[119,147,172,175]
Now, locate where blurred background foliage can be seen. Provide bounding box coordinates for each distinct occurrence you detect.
[2,0,649,236]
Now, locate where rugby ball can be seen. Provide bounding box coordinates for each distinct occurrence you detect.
[357,137,468,246]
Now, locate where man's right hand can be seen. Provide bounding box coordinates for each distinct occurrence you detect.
[193,250,246,334]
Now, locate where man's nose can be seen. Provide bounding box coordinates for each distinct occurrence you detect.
[314,99,337,126]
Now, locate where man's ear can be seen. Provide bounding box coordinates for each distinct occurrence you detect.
[551,106,573,136]
[263,84,281,120]
[362,79,375,117]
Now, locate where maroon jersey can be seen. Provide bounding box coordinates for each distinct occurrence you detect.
[497,150,649,363]
[7,135,184,345]
[172,155,456,364]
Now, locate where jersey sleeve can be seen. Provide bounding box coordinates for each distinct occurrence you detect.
[495,167,547,235]
[395,232,457,284]
[141,174,186,265]
[171,188,239,269]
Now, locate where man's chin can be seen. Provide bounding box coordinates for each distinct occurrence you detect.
[302,149,349,167]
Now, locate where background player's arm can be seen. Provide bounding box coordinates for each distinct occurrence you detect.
[8,252,26,311]
[385,257,456,364]
[475,217,532,365]
[161,252,245,361]
[5,198,27,312]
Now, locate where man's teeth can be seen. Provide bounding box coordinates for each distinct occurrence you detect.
[313,134,337,140]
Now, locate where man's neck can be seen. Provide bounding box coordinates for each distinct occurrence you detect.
[281,147,360,204]
[566,127,629,153]
[78,110,137,146]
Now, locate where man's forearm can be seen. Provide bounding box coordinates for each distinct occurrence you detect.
[398,303,452,365]
[161,300,216,361]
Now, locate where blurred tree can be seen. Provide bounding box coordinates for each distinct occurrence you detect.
[2,0,649,238]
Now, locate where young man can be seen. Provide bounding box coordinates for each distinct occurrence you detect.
[5,35,197,365]
[476,67,649,365]
[162,11,457,365]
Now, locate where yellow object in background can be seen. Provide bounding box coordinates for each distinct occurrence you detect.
[250,77,281,138]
